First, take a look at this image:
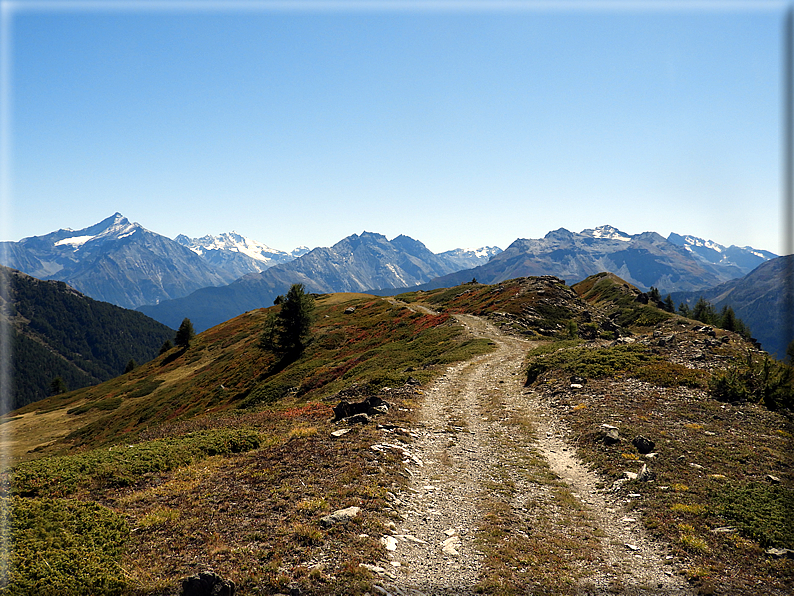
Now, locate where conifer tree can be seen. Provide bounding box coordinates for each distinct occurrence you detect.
[175,318,195,348]
[49,376,68,395]
[262,284,315,357]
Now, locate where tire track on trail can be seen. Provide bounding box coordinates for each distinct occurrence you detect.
[371,310,694,595]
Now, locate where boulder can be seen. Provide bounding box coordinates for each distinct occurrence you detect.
[598,425,621,445]
[181,571,235,596]
[320,506,361,527]
[632,435,655,454]
[333,395,390,421]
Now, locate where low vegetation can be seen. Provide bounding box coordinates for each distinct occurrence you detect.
[3,275,792,595]
[522,281,793,595]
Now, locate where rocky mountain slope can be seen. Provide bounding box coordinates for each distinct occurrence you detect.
[1,266,174,411]
[3,275,790,595]
[408,226,774,295]
[139,231,485,331]
[0,213,236,309]
[667,232,777,275]
[175,232,309,278]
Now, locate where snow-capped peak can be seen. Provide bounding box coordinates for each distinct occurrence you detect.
[177,232,290,263]
[580,225,632,242]
[674,234,725,253]
[54,214,142,250]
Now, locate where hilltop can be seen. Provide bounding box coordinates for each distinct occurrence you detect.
[2,276,791,595]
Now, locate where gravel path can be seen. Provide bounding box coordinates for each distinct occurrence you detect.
[370,311,694,596]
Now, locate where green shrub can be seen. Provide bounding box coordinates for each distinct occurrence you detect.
[709,353,794,411]
[711,483,794,548]
[634,361,707,388]
[12,428,263,497]
[526,344,655,384]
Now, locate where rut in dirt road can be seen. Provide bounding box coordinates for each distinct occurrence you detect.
[371,312,694,596]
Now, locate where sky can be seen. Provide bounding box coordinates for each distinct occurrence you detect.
[1,0,787,255]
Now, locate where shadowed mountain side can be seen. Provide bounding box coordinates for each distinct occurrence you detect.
[2,266,175,410]
[671,255,794,359]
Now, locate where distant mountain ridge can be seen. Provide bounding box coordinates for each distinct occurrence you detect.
[406,226,775,295]
[3,216,777,340]
[0,214,500,314]
[139,231,492,331]
[175,232,309,279]
[0,213,236,309]
[667,232,776,276]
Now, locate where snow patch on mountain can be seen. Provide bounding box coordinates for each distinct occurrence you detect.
[675,234,725,253]
[177,232,288,263]
[53,215,141,250]
[55,235,95,248]
[580,225,632,242]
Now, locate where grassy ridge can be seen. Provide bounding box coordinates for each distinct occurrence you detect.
[3,291,496,594]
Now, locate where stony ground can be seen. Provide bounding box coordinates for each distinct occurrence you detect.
[363,313,695,595]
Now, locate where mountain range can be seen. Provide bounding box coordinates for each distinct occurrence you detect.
[1,214,781,347]
[0,213,501,314]
[0,214,235,309]
[408,226,771,295]
[138,231,501,331]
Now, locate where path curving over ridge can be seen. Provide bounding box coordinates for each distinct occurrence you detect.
[370,308,694,595]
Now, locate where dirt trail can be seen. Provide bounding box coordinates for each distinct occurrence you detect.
[371,310,693,595]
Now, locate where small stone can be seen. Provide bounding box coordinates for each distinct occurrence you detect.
[689,463,704,470]
[766,547,794,559]
[442,537,461,556]
[381,535,398,551]
[766,475,781,484]
[570,383,583,389]
[360,563,387,574]
[625,543,640,551]
[346,413,371,425]
[637,463,655,482]
[444,528,457,537]
[344,306,356,314]
[623,471,638,481]
[330,428,351,437]
[711,526,737,534]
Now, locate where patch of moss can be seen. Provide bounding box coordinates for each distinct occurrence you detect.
[3,497,129,595]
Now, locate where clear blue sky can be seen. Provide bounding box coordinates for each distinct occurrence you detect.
[2,1,786,254]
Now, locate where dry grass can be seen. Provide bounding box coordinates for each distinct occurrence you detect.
[526,324,794,596]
